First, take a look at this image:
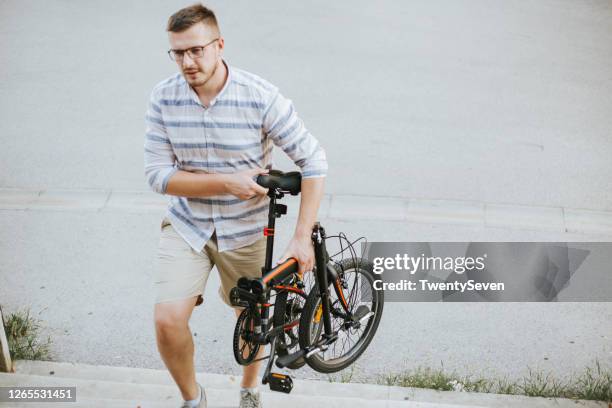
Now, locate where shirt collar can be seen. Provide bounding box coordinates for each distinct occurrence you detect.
[186,59,231,108]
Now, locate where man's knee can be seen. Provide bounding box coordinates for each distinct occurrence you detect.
[233,307,244,318]
[154,297,196,336]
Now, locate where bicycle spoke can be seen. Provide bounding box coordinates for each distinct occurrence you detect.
[310,266,379,363]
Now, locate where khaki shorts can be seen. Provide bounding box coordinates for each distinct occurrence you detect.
[153,217,266,307]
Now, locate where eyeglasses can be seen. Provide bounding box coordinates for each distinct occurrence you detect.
[167,38,219,61]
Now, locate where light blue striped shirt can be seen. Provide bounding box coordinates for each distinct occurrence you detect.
[144,61,327,252]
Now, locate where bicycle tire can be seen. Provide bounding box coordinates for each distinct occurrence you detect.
[272,272,314,369]
[298,257,384,373]
[272,290,305,369]
[233,307,260,365]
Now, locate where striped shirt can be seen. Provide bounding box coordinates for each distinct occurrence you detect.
[144,61,328,253]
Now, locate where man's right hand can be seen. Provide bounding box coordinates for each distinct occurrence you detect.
[224,168,269,200]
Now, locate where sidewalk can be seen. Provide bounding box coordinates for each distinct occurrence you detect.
[0,360,606,407]
[0,190,610,383]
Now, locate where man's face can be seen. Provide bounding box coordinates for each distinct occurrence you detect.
[168,22,223,88]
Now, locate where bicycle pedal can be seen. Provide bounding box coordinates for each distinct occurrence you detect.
[267,372,293,393]
[275,349,305,368]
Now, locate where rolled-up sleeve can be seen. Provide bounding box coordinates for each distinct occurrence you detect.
[143,91,178,194]
[262,91,327,179]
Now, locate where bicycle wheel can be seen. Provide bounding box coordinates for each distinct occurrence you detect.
[233,307,260,365]
[272,272,314,369]
[298,257,384,373]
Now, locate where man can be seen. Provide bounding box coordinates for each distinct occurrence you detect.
[144,4,327,408]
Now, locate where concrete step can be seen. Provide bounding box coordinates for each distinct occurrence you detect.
[0,372,478,408]
[2,396,171,408]
[2,360,606,408]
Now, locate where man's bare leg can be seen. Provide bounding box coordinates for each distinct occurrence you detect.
[234,308,266,388]
[155,296,200,401]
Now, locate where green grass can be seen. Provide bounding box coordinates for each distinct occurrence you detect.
[327,363,357,383]
[372,361,612,402]
[2,307,52,361]
[570,361,612,402]
[377,365,492,392]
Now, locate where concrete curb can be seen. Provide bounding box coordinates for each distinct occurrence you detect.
[1,188,612,235]
[4,360,606,408]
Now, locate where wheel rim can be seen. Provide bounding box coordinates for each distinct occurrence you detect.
[235,310,259,364]
[307,266,379,366]
[275,271,314,358]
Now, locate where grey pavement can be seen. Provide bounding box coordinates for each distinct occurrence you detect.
[1,204,611,384]
[1,0,611,397]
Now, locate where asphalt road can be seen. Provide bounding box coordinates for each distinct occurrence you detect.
[1,0,611,209]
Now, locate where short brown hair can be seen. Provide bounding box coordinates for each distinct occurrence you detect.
[167,4,219,33]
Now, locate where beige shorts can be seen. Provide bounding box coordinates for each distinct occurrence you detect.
[153,217,266,307]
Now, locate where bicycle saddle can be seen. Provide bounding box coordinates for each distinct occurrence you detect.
[256,169,301,195]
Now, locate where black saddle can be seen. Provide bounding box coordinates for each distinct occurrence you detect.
[256,169,301,195]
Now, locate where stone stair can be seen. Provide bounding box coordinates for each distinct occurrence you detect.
[0,360,605,408]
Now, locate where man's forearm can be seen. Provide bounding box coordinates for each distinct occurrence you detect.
[165,170,230,198]
[294,177,325,238]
